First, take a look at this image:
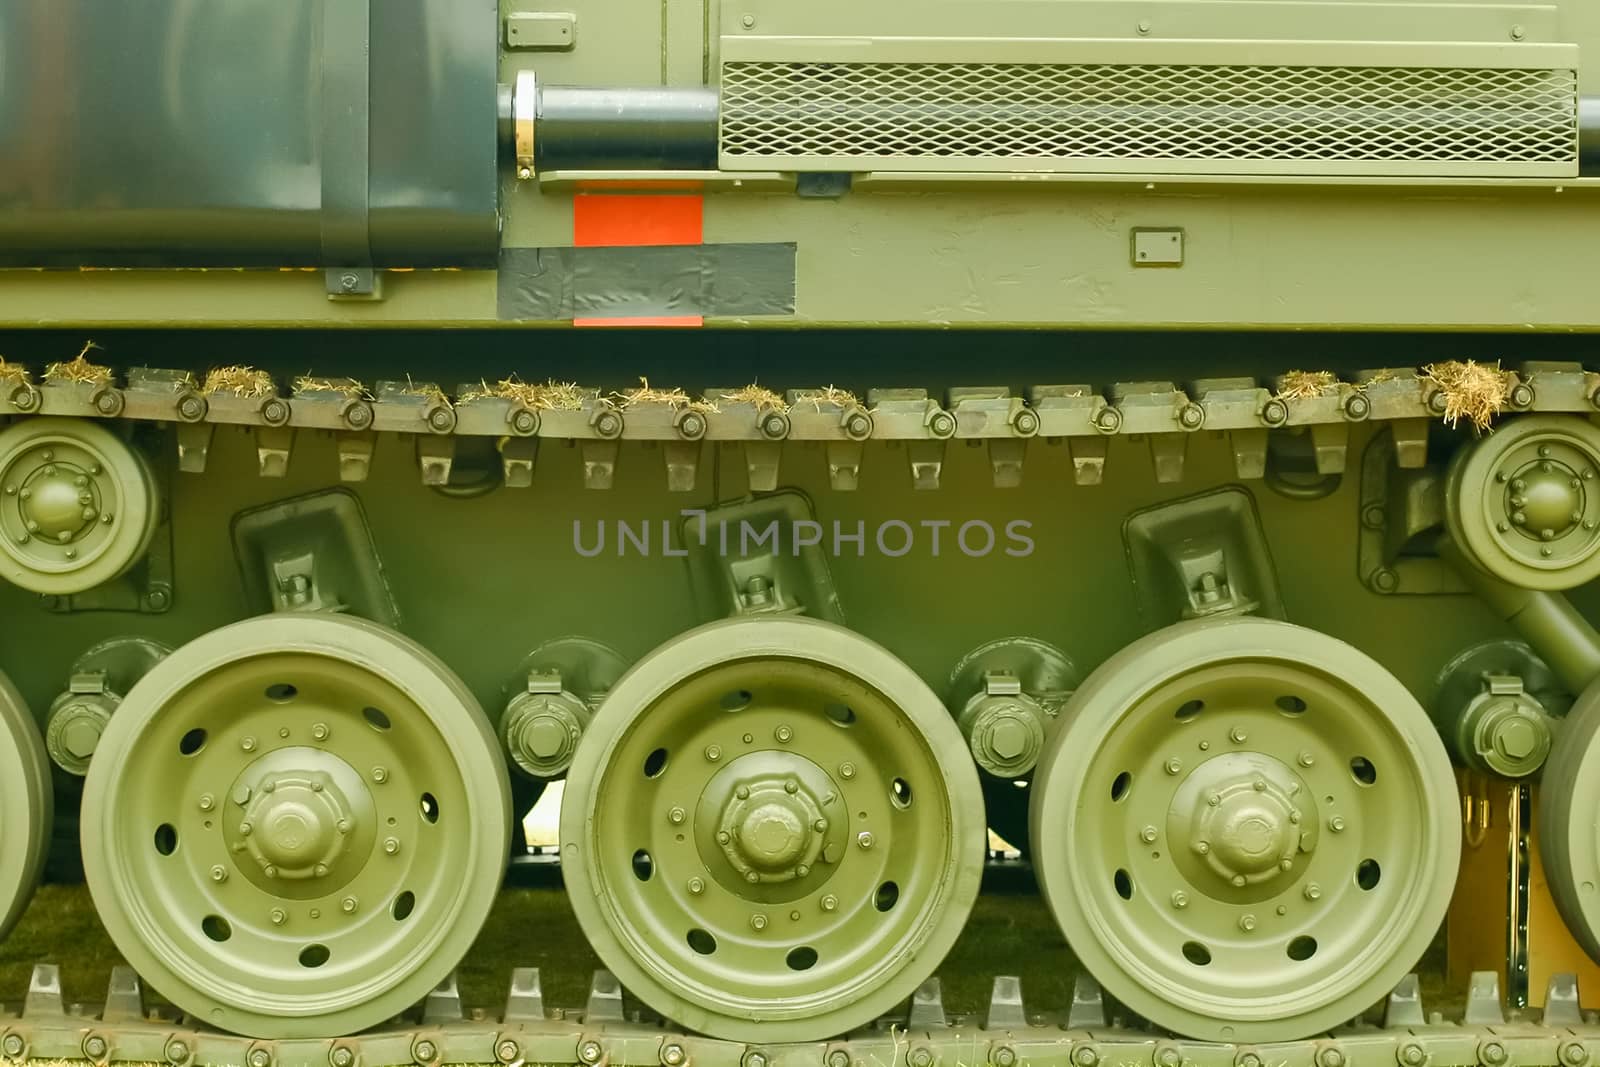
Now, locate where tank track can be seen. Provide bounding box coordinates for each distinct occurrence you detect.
[3,964,1592,1067]
[0,359,1586,492]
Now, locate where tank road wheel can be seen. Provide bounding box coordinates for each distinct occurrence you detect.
[80,614,510,1038]
[0,417,158,595]
[1539,679,1600,961]
[1446,415,1600,591]
[0,670,53,939]
[562,618,985,1041]
[1031,618,1459,1041]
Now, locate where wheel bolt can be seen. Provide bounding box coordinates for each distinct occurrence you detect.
[210,865,228,883]
[717,831,731,845]
[1239,914,1257,932]
[198,793,215,811]
[840,762,856,779]
[1170,891,1188,909]
[1329,816,1346,832]
[751,913,769,931]
[414,1039,438,1063]
[2,1034,24,1057]
[579,1041,603,1064]
[857,831,874,849]
[84,1035,108,1060]
[342,896,358,913]
[776,725,793,743]
[312,723,329,741]
[270,908,286,925]
[1195,840,1211,854]
[372,766,389,783]
[705,745,722,762]
[241,736,257,752]
[814,818,828,831]
[822,894,839,911]
[688,878,705,894]
[662,1043,687,1066]
[668,807,686,824]
[263,864,278,878]
[496,1040,521,1065]
[384,836,401,854]
[1140,825,1158,843]
[331,1048,356,1067]
[1229,726,1247,743]
[1165,758,1182,775]
[785,779,799,794]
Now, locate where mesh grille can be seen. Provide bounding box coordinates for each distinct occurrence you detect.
[719,62,1579,170]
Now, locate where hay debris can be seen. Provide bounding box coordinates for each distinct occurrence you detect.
[0,357,30,386]
[717,384,789,412]
[458,376,585,411]
[43,341,112,386]
[794,385,863,411]
[1275,370,1339,401]
[202,365,277,399]
[394,375,450,410]
[611,377,719,414]
[1419,360,1514,432]
[293,375,371,400]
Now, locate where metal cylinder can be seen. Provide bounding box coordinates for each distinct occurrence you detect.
[1581,97,1600,174]
[512,77,719,173]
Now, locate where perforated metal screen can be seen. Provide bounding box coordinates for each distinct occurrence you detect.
[718,62,1580,173]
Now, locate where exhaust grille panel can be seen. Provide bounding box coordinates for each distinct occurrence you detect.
[718,61,1580,175]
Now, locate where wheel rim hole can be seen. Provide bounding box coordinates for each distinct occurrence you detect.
[299,944,330,968]
[1110,771,1132,802]
[1114,868,1134,900]
[420,792,439,824]
[1287,935,1317,961]
[1350,756,1377,785]
[265,684,298,702]
[178,728,207,756]
[632,849,654,882]
[687,928,717,955]
[392,891,415,921]
[786,946,819,971]
[1276,695,1308,715]
[891,778,912,809]
[720,690,752,712]
[824,702,856,727]
[1357,858,1381,891]
[363,706,391,731]
[1175,700,1204,722]
[201,915,231,943]
[153,824,177,856]
[875,881,899,912]
[643,748,669,778]
[1181,941,1211,966]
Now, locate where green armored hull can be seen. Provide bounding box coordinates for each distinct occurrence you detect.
[2,0,1600,1063]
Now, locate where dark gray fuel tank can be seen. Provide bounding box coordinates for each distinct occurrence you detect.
[0,0,500,268]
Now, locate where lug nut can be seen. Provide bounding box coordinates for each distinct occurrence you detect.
[1229,726,1247,743]
[198,793,215,811]
[704,745,722,762]
[1239,914,1257,932]
[1304,883,1323,901]
[1164,758,1182,775]
[688,877,705,894]
[1140,825,1158,843]
[312,722,329,741]
[372,766,389,783]
[1170,891,1188,909]
[1329,816,1346,833]
[857,831,874,849]
[775,725,793,743]
[840,762,856,779]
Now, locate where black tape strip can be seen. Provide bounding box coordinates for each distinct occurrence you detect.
[497,243,798,320]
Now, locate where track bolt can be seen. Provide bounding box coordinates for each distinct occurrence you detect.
[1315,1050,1346,1067]
[165,1040,191,1064]
[2,1034,24,1058]
[1155,1046,1183,1067]
[857,831,874,849]
[1239,914,1257,932]
[495,1040,522,1065]
[776,725,793,743]
[1229,726,1247,743]
[372,766,389,784]
[840,762,856,779]
[414,1039,439,1064]
[1397,1043,1427,1067]
[662,1043,688,1067]
[1195,840,1211,855]
[1329,816,1346,833]
[270,908,286,925]
[249,1050,272,1067]
[822,894,839,911]
[342,896,357,913]
[1140,825,1158,843]
[1480,1042,1508,1066]
[198,793,215,811]
[909,1049,934,1067]
[705,745,722,762]
[688,878,705,894]
[241,736,257,752]
[84,1035,109,1060]
[1238,1054,1264,1067]
[1165,758,1182,775]
[579,1041,604,1065]
[751,913,769,931]
[1560,1042,1589,1067]
[1170,891,1188,909]
[384,836,401,854]
[744,1052,768,1067]
[312,722,329,741]
[209,864,228,883]
[669,806,686,824]
[829,1050,853,1067]
[1071,1046,1101,1067]
[330,1048,356,1067]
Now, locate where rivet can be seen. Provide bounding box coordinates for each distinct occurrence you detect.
[750,913,769,931]
[1232,874,1247,887]
[840,762,856,779]
[1252,778,1267,791]
[857,831,874,849]
[717,830,731,845]
[669,806,686,824]
[775,725,793,743]
[813,818,828,831]
[311,780,324,792]
[1207,793,1221,807]
[336,819,350,833]
[209,865,227,883]
[1289,810,1302,824]
[1170,891,1188,909]
[1136,18,1152,34]
[745,870,760,883]
[796,864,810,877]
[741,13,755,27]
[1239,914,1257,932]
[785,779,800,794]
[1199,740,1210,751]
[705,745,722,762]
[262,780,276,794]
[1279,858,1294,871]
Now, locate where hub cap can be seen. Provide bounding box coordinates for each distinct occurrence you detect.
[1031,618,1459,1042]
[81,614,509,1038]
[562,618,985,1042]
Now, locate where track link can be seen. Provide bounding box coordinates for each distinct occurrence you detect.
[1,965,1594,1067]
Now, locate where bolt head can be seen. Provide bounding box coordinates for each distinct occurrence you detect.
[751,913,769,931]
[1072,1047,1100,1067]
[209,864,227,882]
[1164,757,1182,775]
[3,1034,24,1057]
[249,1050,271,1067]
[776,725,793,743]
[829,1051,852,1067]
[331,1049,355,1067]
[744,1053,768,1067]
[663,1044,687,1067]
[384,836,401,854]
[270,907,287,925]
[1239,914,1257,931]
[857,831,874,849]
[1330,816,1346,832]
[910,1050,934,1067]
[822,894,838,911]
[1140,825,1158,843]
[414,1040,438,1063]
[85,1036,109,1059]
[1171,891,1188,909]
[1304,883,1323,900]
[581,1042,603,1064]
[669,806,686,824]
[839,762,856,779]
[496,1041,521,1065]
